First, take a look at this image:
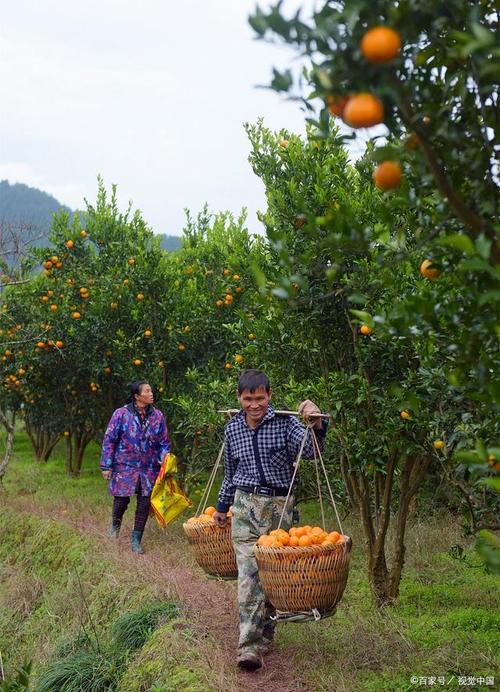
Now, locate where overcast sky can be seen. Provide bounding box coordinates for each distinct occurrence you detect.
[1,1,365,237]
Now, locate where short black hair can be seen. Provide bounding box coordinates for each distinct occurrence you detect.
[237,369,270,394]
[126,380,150,404]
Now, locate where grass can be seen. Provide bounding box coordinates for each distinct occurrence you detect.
[1,431,499,691]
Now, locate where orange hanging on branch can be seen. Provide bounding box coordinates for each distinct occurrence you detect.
[361,27,401,64]
[342,93,384,128]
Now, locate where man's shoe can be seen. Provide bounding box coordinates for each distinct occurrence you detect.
[237,651,262,672]
[131,530,145,554]
[259,636,274,655]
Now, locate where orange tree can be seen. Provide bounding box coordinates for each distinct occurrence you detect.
[154,206,275,488]
[249,1,499,575]
[0,181,173,474]
[241,119,499,601]
[249,0,498,403]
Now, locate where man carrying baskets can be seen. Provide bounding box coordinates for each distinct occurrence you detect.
[213,369,326,672]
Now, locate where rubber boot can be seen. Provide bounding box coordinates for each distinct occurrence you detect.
[108,520,121,539]
[131,530,145,554]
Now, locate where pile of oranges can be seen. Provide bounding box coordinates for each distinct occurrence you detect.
[257,526,345,548]
[185,506,233,524]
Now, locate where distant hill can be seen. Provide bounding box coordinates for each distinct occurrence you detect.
[0,180,71,248]
[0,180,182,252]
[158,234,182,252]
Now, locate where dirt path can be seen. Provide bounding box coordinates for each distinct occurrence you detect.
[4,495,310,692]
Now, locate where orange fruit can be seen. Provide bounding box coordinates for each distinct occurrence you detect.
[71,312,81,320]
[41,296,49,303]
[294,526,306,537]
[279,139,289,148]
[128,258,136,265]
[298,535,313,547]
[373,161,402,190]
[50,256,58,264]
[144,330,152,337]
[136,293,145,300]
[225,294,233,303]
[216,299,223,307]
[224,363,232,369]
[361,27,401,63]
[248,333,256,340]
[44,261,53,269]
[133,358,142,366]
[178,344,185,352]
[289,526,299,537]
[36,341,45,348]
[110,302,118,309]
[223,268,231,276]
[257,535,273,546]
[103,367,111,375]
[328,531,342,543]
[343,93,384,128]
[400,410,411,420]
[289,536,300,547]
[420,259,440,280]
[234,354,244,365]
[204,506,216,516]
[325,94,349,117]
[55,341,64,348]
[433,439,445,450]
[66,240,74,249]
[80,230,87,238]
[360,325,372,335]
[232,274,240,281]
[50,304,58,312]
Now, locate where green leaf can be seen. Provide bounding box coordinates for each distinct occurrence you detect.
[454,451,480,464]
[479,477,500,491]
[349,309,374,328]
[438,234,475,255]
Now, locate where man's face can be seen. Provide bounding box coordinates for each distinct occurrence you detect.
[136,383,154,406]
[237,386,271,426]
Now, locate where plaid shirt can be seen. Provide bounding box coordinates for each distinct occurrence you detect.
[216,406,327,512]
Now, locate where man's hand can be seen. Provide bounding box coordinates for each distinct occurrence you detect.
[213,511,228,528]
[101,470,112,480]
[298,399,323,429]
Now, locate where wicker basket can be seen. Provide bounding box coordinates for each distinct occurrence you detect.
[254,536,352,612]
[183,519,238,579]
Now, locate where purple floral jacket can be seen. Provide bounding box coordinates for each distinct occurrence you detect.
[100,404,171,497]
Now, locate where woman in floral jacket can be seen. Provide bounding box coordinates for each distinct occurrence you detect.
[100,380,171,554]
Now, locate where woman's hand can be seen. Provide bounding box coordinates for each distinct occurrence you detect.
[101,470,112,480]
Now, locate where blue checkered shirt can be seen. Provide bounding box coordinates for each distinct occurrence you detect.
[216,406,327,512]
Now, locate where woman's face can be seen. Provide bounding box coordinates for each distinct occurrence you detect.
[135,383,154,406]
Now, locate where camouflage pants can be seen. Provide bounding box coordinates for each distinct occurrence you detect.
[231,488,294,655]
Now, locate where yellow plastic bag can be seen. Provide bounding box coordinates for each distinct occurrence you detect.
[151,453,192,528]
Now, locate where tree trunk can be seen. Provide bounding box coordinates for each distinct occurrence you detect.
[0,409,15,483]
[65,429,93,475]
[369,550,391,606]
[25,420,60,462]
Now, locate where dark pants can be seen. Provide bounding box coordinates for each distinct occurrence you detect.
[112,479,151,533]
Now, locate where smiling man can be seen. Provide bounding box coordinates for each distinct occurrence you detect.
[213,369,327,672]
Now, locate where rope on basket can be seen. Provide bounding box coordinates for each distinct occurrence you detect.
[277,422,344,537]
[195,440,225,517]
[271,607,337,623]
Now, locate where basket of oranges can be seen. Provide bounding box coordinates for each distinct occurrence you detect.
[183,506,238,579]
[254,525,352,612]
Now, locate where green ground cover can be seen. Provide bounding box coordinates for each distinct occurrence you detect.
[0,433,498,691]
